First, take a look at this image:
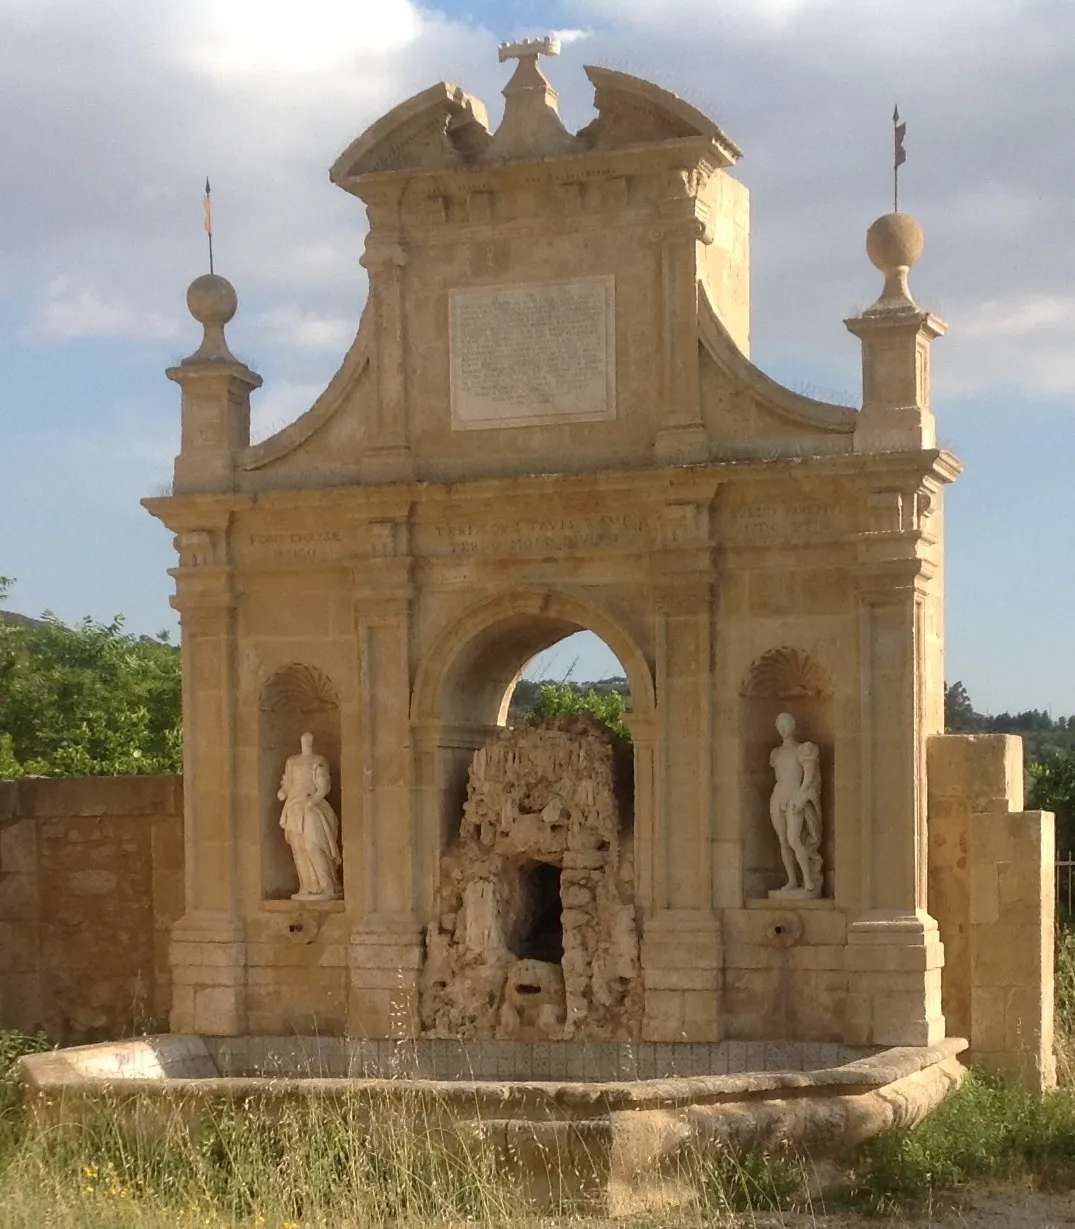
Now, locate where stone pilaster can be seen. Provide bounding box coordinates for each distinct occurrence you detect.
[641,500,722,1040]
[348,531,422,1036]
[846,559,944,1046]
[168,542,247,1036]
[652,170,713,465]
[359,217,414,483]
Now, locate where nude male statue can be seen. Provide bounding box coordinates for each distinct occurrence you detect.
[768,712,823,899]
[277,732,342,900]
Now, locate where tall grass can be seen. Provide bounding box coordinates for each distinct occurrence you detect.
[0,1032,824,1228]
[3,928,1075,1225]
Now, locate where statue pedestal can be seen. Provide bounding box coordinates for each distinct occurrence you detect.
[767,885,822,901]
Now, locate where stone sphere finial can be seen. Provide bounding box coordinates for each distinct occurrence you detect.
[864,212,924,312]
[182,273,240,364]
[186,273,238,326]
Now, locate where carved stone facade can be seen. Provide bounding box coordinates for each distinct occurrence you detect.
[140,46,1050,1076]
[421,716,639,1040]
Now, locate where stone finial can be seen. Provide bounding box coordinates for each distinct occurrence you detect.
[182,272,242,365]
[481,35,577,163]
[864,212,924,313]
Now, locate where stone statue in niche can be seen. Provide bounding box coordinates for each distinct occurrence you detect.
[277,732,342,900]
[768,713,823,899]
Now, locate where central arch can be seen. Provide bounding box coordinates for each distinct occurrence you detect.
[410,589,657,925]
[411,588,655,725]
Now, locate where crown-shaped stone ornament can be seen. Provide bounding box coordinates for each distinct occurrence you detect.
[482,34,576,162]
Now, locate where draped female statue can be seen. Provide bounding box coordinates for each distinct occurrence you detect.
[277,732,342,900]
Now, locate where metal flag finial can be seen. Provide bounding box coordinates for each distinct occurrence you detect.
[893,106,907,212]
[203,178,215,275]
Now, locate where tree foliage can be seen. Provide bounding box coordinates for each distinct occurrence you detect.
[0,578,181,779]
[519,680,631,741]
[1028,750,1075,855]
[944,679,1075,761]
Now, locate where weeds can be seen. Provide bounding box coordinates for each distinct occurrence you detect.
[843,1068,1075,1213]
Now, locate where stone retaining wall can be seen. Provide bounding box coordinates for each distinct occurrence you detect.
[0,775,183,1039]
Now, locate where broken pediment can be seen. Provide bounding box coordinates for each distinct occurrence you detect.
[331,58,743,194]
[330,82,491,189]
[578,66,742,164]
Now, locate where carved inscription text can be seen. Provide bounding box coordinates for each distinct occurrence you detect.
[428,512,645,556]
[726,503,835,544]
[449,277,616,430]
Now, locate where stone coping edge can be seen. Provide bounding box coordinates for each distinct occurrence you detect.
[19,1036,968,1116]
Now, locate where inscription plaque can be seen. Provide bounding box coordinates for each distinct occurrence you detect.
[449,276,616,430]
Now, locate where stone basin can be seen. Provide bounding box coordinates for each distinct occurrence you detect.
[19,1035,968,1212]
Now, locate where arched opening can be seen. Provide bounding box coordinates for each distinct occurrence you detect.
[418,604,646,852]
[413,593,653,1041]
[259,663,342,900]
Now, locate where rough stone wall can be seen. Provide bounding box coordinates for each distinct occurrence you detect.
[0,775,183,1040]
[928,734,1055,1091]
[421,716,640,1040]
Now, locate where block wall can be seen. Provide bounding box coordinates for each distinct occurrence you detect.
[928,734,1056,1090]
[0,775,183,1040]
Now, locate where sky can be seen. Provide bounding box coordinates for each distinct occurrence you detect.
[0,0,1072,715]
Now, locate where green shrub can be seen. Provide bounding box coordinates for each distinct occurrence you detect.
[845,1069,1075,1212]
[523,680,631,741]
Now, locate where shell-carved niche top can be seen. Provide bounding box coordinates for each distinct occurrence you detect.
[741,647,833,699]
[260,664,339,713]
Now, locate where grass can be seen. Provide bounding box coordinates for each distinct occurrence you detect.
[0,1038,824,1228]
[841,1068,1075,1213]
[2,929,1075,1226]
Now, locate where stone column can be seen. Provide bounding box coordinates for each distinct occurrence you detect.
[358,206,414,483]
[168,551,248,1036]
[641,501,722,1040]
[348,535,423,1037]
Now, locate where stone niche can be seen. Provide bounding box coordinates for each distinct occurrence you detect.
[421,715,640,1041]
[258,664,342,900]
[740,647,834,900]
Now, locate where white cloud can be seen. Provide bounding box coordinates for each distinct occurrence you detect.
[23,277,179,343]
[957,294,1075,341]
[182,0,423,77]
[551,28,592,45]
[255,306,355,352]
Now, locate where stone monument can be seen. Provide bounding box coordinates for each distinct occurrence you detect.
[142,41,1054,1091]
